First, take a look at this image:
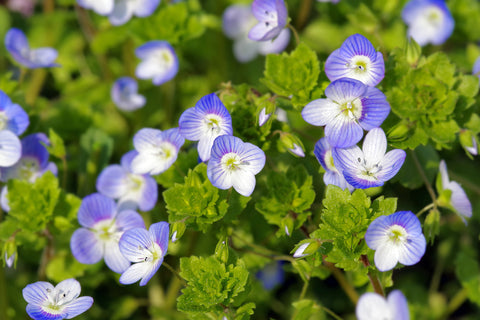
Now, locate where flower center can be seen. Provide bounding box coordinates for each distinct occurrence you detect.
[263,10,278,28]
[154,142,175,160]
[347,56,371,74]
[340,98,363,121]
[42,287,75,315]
[357,157,382,181]
[137,241,162,263]
[387,225,408,244]
[0,112,8,131]
[94,219,120,242]
[221,153,242,171]
[204,114,224,134]
[126,174,144,192]
[18,158,40,182]
[154,49,174,69]
[324,150,338,173]
[426,7,443,27]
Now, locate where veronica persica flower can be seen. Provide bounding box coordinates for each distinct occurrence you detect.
[22,279,93,320]
[5,28,58,69]
[207,135,265,197]
[0,90,29,135]
[332,128,406,189]
[111,77,146,112]
[365,211,426,272]
[130,128,184,175]
[402,0,454,46]
[314,137,353,191]
[302,78,390,148]
[135,41,178,86]
[437,160,472,223]
[248,0,288,41]
[256,261,285,290]
[179,93,233,161]
[96,150,157,211]
[70,193,145,273]
[356,290,410,320]
[119,221,169,286]
[325,34,385,87]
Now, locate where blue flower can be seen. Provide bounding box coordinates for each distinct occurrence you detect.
[313,137,353,191]
[0,90,29,135]
[437,160,472,224]
[324,34,385,87]
[302,78,390,148]
[111,77,146,112]
[77,0,160,26]
[118,221,169,286]
[473,56,480,81]
[256,261,285,290]
[130,128,184,175]
[22,278,93,320]
[96,150,158,212]
[402,0,454,46]
[365,211,426,272]
[70,193,145,273]
[207,135,266,197]
[5,28,58,69]
[135,41,178,86]
[332,128,406,189]
[0,130,21,168]
[179,93,233,161]
[356,290,409,320]
[223,4,290,63]
[248,0,288,41]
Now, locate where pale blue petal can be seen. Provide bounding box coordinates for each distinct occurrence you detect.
[111,77,145,112]
[115,210,145,231]
[398,231,426,266]
[104,239,131,273]
[258,108,271,127]
[138,175,158,211]
[121,150,137,170]
[387,290,409,320]
[251,0,277,21]
[119,262,150,285]
[96,165,128,199]
[109,0,134,26]
[21,133,50,169]
[139,260,163,286]
[0,91,29,135]
[248,23,277,41]
[448,181,472,221]
[258,28,290,55]
[0,130,21,167]
[133,128,160,153]
[133,0,160,17]
[377,149,407,182]
[149,221,169,254]
[314,138,330,170]
[438,160,449,189]
[131,153,159,175]
[77,0,114,15]
[362,128,387,165]
[325,115,363,148]
[239,142,266,174]
[324,49,351,83]
[233,37,260,63]
[358,87,390,130]
[23,281,53,304]
[55,279,81,301]
[222,5,252,39]
[302,99,338,127]
[197,133,218,162]
[70,228,104,264]
[194,93,232,127]
[178,107,204,141]
[365,215,390,250]
[207,158,233,190]
[28,48,59,68]
[374,241,400,271]
[387,211,423,235]
[119,228,153,262]
[163,128,185,150]
[275,0,288,27]
[135,41,178,86]
[1,187,9,211]
[78,193,117,228]
[64,296,94,319]
[26,304,63,320]
[356,292,392,320]
[231,170,256,196]
[340,34,377,61]
[325,78,367,103]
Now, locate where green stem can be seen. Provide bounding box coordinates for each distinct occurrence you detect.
[321,306,344,320]
[287,24,300,45]
[165,273,183,309]
[38,228,54,280]
[148,276,165,320]
[360,255,384,296]
[295,0,313,30]
[410,150,437,207]
[231,233,295,263]
[443,288,468,319]
[162,262,185,283]
[0,267,7,320]
[323,260,359,304]
[299,280,309,300]
[26,69,47,106]
[416,203,435,218]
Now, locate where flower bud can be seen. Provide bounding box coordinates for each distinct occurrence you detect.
[292,240,320,258]
[278,132,305,157]
[405,37,422,67]
[459,129,478,156]
[215,238,229,264]
[171,221,186,242]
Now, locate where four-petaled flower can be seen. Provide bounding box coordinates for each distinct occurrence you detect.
[70,193,145,273]
[135,41,179,86]
[22,278,93,320]
[365,211,426,272]
[356,290,410,320]
[437,160,472,224]
[118,221,169,286]
[248,0,288,42]
[96,150,158,211]
[324,34,385,87]
[333,128,406,189]
[130,128,185,175]
[5,28,58,69]
[111,77,146,112]
[402,0,454,46]
[302,78,390,148]
[0,90,29,136]
[207,135,266,197]
[179,93,233,161]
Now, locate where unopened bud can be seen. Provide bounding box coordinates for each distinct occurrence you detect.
[459,129,478,156]
[405,37,422,66]
[171,222,186,242]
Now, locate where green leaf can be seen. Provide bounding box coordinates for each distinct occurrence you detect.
[46,250,89,283]
[393,145,439,189]
[292,299,325,320]
[45,128,66,159]
[455,248,480,306]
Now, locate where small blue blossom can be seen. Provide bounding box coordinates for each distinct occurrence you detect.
[70,193,145,273]
[256,261,285,290]
[365,211,426,272]
[473,56,480,81]
[402,0,454,46]
[207,135,266,197]
[313,137,353,191]
[248,0,288,42]
[356,290,409,320]
[22,278,93,320]
[111,77,146,112]
[130,128,185,175]
[332,128,406,189]
[302,78,390,148]
[179,93,233,161]
[96,150,158,212]
[118,221,169,286]
[135,41,178,86]
[0,130,21,168]
[5,28,58,69]
[438,160,472,224]
[0,90,29,135]
[324,34,385,87]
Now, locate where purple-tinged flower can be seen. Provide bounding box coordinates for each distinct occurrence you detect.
[314,137,353,191]
[5,28,58,69]
[473,56,480,80]
[7,0,35,16]
[356,290,409,320]
[130,128,184,175]
[248,0,288,42]
[111,77,146,112]
[118,221,169,286]
[437,160,472,224]
[402,0,454,46]
[0,130,21,168]
[179,93,233,161]
[258,107,271,127]
[302,78,390,148]
[22,278,93,320]
[332,128,406,189]
[135,41,178,86]
[293,243,310,258]
[256,261,285,290]
[5,252,15,268]
[289,143,305,157]
[365,211,426,272]
[207,135,265,197]
[0,90,29,135]
[317,0,340,3]
[325,34,385,87]
[96,150,157,211]
[70,193,145,273]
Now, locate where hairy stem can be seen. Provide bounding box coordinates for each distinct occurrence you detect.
[416,203,435,217]
[287,24,300,45]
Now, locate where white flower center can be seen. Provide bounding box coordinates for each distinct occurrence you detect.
[137,241,162,263]
[324,150,339,173]
[126,173,144,192]
[221,152,244,172]
[263,9,279,29]
[42,287,75,315]
[203,114,224,135]
[18,157,40,182]
[357,156,382,181]
[346,55,371,74]
[152,48,174,71]
[339,98,363,121]
[424,6,443,27]
[386,224,408,245]
[0,112,8,131]
[153,141,176,160]
[93,219,121,242]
